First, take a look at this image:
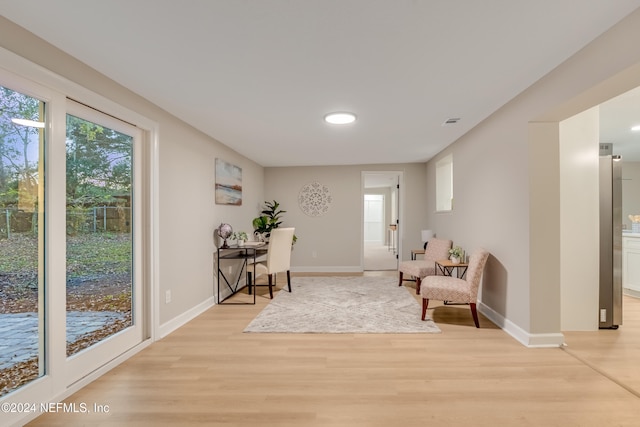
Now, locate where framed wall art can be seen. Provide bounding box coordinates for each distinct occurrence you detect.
[215,158,242,205]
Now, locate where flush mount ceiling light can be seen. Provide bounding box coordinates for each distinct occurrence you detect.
[631,125,640,131]
[324,112,357,125]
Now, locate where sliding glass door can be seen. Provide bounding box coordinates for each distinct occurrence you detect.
[0,53,152,427]
[64,101,143,384]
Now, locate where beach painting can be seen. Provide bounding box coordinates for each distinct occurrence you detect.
[215,158,242,205]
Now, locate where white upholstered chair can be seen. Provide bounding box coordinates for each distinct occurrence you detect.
[248,227,295,299]
[398,238,452,294]
[420,248,490,328]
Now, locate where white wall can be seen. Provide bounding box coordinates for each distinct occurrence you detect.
[559,107,600,331]
[425,9,640,346]
[264,163,427,271]
[425,118,534,334]
[622,161,640,230]
[158,124,265,324]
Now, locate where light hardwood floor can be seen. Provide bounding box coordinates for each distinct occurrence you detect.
[28,272,640,426]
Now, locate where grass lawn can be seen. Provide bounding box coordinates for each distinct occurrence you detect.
[0,232,133,396]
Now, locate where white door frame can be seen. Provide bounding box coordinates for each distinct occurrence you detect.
[361,171,404,270]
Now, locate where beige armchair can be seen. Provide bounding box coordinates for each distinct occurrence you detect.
[420,249,490,328]
[398,238,452,294]
[248,227,295,299]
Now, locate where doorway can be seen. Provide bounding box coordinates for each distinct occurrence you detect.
[558,85,640,332]
[362,172,402,271]
[598,85,640,327]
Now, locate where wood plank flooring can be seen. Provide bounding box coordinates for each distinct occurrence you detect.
[27,272,640,426]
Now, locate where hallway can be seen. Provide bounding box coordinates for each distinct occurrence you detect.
[363,241,397,270]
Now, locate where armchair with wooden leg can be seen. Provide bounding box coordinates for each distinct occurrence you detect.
[420,248,490,328]
[398,238,452,294]
[247,227,295,299]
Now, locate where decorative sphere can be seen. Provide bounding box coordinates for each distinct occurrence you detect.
[216,223,233,239]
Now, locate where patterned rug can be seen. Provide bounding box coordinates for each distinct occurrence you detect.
[243,276,441,333]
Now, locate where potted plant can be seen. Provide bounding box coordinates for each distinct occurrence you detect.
[232,231,248,246]
[252,200,285,241]
[449,246,464,264]
[252,216,271,242]
[252,200,298,244]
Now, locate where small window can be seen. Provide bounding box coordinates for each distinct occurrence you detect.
[436,154,453,212]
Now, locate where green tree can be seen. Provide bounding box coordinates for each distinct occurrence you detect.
[0,85,42,208]
[65,114,132,206]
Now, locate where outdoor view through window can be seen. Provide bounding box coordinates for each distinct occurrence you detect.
[0,86,134,397]
[0,86,45,396]
[65,114,133,357]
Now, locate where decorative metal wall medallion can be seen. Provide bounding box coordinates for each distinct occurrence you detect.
[298,182,332,217]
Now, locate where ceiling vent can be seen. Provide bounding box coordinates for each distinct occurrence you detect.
[442,118,461,126]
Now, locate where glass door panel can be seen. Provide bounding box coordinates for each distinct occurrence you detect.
[0,86,45,397]
[65,101,142,382]
[65,113,133,356]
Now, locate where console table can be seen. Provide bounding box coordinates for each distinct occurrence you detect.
[215,243,266,304]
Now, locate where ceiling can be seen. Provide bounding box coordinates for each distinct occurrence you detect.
[2,1,640,166]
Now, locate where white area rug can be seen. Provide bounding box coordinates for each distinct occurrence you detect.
[244,276,441,333]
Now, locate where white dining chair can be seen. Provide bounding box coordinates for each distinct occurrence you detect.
[248,227,295,298]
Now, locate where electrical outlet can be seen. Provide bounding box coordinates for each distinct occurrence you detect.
[165,290,171,304]
[600,309,606,322]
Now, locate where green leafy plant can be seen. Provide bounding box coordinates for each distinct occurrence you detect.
[252,200,297,244]
[252,200,285,237]
[232,231,248,241]
[251,215,270,237]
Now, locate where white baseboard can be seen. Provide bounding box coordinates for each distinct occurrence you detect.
[478,301,565,348]
[158,296,215,339]
[624,288,640,298]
